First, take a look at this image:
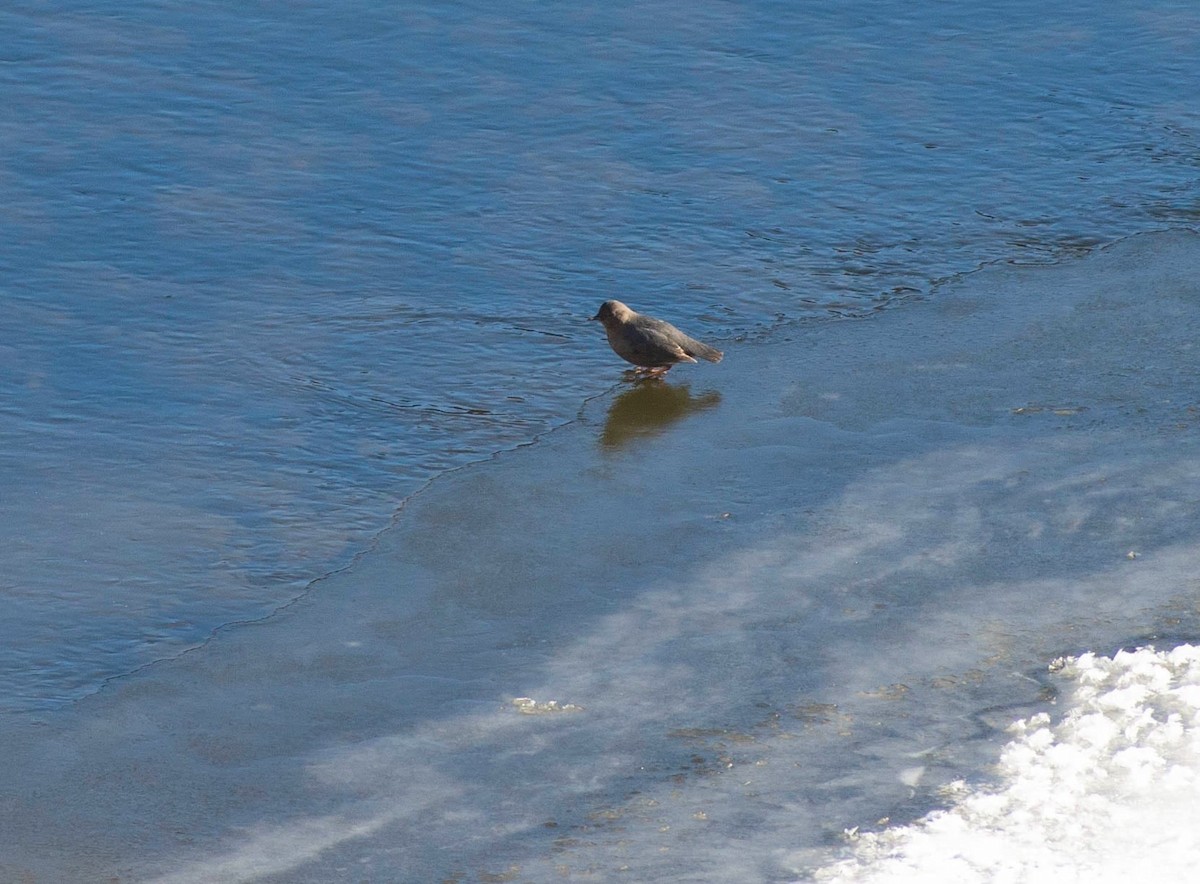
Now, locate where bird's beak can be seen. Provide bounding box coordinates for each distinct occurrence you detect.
[589,312,600,321]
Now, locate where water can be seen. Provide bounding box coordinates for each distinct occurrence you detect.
[3,0,1198,708]
[6,230,1200,882]
[2,1,1200,878]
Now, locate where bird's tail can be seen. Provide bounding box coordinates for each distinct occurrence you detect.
[686,339,723,363]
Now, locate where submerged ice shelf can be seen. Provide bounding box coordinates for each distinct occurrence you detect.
[3,231,1200,882]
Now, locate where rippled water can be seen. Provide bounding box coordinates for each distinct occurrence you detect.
[2,0,1198,709]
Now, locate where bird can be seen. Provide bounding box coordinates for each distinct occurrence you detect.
[590,300,723,375]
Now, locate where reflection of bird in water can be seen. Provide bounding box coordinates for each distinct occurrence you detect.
[591,300,723,375]
[600,379,722,449]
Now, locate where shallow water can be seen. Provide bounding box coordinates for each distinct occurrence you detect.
[1,0,1198,718]
[3,231,1200,882]
[4,0,1200,708]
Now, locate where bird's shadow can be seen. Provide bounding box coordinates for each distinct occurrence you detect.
[599,377,722,450]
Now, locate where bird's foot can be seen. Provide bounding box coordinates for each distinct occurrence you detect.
[623,366,671,383]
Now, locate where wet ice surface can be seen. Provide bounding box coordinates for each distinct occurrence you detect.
[4,231,1200,881]
[4,0,1200,707]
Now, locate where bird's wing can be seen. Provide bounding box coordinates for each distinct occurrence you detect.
[632,319,698,362]
[639,317,722,363]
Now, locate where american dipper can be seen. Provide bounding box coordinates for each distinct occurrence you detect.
[590,300,723,374]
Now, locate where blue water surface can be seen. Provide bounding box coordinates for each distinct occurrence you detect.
[1,0,1198,708]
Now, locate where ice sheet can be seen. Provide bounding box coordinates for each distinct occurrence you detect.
[3,231,1200,881]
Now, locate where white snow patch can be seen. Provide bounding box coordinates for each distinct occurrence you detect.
[815,645,1200,883]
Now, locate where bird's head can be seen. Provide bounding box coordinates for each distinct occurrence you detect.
[591,300,633,325]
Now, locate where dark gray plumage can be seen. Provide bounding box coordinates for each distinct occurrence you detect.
[590,300,723,373]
